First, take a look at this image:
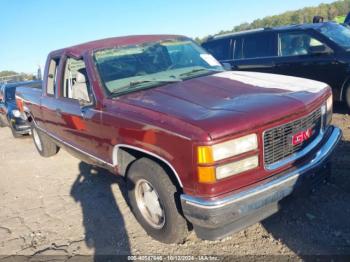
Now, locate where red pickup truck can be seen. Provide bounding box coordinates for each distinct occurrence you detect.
[16,35,342,244]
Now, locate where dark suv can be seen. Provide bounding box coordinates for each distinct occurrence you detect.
[0,81,42,137]
[202,22,350,109]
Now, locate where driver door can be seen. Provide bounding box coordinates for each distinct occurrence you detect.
[273,30,345,89]
[55,56,102,159]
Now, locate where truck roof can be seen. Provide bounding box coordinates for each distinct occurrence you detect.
[50,35,185,58]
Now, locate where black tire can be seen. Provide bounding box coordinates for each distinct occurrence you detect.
[345,84,350,110]
[31,126,59,157]
[126,158,189,244]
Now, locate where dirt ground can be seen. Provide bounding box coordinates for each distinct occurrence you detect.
[0,104,349,261]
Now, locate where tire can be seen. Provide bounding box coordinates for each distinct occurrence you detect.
[32,126,59,157]
[126,158,189,244]
[345,84,350,110]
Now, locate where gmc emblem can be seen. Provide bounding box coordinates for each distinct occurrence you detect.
[292,128,313,146]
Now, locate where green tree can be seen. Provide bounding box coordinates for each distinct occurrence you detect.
[196,0,350,43]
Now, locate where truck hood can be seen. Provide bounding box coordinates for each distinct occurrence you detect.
[119,71,330,140]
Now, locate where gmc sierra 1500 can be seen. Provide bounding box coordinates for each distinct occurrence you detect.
[16,35,341,243]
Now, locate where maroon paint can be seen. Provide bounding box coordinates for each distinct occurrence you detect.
[16,35,332,198]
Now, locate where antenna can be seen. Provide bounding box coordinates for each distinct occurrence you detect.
[37,65,42,80]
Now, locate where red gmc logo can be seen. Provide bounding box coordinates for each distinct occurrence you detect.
[292,128,313,146]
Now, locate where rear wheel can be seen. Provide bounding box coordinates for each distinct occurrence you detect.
[32,126,59,157]
[126,158,189,244]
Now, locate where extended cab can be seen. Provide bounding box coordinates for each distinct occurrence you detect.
[16,35,342,243]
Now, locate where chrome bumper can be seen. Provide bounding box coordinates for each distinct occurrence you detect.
[181,126,342,240]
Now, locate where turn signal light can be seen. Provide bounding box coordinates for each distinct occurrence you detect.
[198,166,216,184]
[197,146,214,164]
[16,98,24,112]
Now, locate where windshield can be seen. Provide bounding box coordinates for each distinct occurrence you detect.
[318,23,350,49]
[94,38,224,95]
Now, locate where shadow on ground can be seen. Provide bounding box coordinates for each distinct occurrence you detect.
[70,162,130,260]
[261,139,350,256]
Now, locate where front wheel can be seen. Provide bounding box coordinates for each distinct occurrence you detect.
[345,84,350,110]
[32,126,59,157]
[127,158,189,244]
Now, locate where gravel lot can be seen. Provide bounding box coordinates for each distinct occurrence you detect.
[0,104,349,261]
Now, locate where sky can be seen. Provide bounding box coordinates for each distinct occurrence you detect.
[0,0,335,73]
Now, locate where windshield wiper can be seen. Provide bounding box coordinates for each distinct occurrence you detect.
[179,68,222,77]
[111,77,183,95]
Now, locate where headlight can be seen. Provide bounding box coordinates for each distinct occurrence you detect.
[216,155,259,180]
[197,155,259,183]
[326,94,333,126]
[197,134,258,164]
[12,109,21,118]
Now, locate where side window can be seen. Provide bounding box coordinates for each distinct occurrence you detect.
[62,58,90,102]
[203,39,231,60]
[278,32,329,57]
[242,33,276,59]
[47,59,59,96]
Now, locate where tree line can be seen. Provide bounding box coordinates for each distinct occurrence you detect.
[0,70,36,82]
[195,0,350,43]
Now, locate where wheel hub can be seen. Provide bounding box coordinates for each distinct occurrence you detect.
[135,179,165,229]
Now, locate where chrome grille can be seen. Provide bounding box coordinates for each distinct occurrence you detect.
[264,108,322,166]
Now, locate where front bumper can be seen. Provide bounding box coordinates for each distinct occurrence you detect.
[10,118,31,134]
[181,126,342,240]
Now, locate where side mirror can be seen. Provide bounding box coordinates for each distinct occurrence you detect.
[78,93,95,108]
[79,99,93,108]
[222,62,232,71]
[310,45,332,55]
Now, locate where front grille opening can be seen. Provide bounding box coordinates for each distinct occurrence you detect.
[264,108,322,166]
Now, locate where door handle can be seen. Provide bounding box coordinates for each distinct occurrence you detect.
[237,63,275,69]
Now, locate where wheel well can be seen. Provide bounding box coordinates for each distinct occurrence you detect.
[114,146,183,190]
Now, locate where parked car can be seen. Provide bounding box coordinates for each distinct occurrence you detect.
[202,22,350,109]
[16,35,341,243]
[0,80,42,137]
